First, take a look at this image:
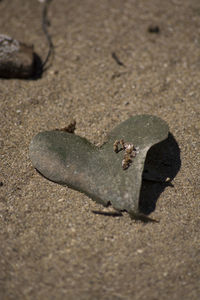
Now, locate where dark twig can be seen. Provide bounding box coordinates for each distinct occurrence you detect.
[92,210,123,217]
[41,0,54,70]
[111,52,125,66]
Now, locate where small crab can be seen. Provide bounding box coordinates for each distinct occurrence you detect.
[122,154,132,170]
[113,140,139,170]
[55,120,76,133]
[113,139,126,153]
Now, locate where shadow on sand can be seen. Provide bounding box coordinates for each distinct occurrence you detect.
[139,132,181,215]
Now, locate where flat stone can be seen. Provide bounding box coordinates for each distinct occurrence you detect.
[29,115,169,217]
[0,34,34,78]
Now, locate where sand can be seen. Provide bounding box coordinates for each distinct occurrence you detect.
[0,0,199,299]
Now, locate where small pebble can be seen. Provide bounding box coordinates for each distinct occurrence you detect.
[148,25,160,34]
[0,34,35,78]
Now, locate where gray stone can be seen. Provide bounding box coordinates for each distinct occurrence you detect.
[0,34,34,78]
[29,115,169,217]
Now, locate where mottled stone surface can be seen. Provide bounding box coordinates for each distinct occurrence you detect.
[0,34,34,78]
[29,115,169,216]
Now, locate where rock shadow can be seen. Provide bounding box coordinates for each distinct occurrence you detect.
[139,133,181,215]
[31,52,44,80]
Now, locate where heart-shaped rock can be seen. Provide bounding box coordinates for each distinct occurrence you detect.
[29,115,169,217]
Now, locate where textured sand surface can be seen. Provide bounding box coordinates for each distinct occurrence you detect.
[0,0,199,299]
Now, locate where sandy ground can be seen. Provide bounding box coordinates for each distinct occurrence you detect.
[0,0,199,299]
